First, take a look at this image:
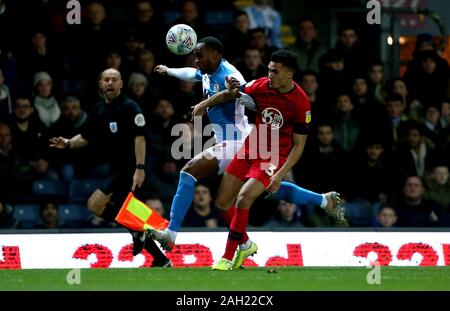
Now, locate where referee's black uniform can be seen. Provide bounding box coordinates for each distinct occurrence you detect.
[82,94,170,266]
[82,94,146,204]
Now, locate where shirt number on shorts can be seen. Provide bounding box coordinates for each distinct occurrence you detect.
[265,163,277,176]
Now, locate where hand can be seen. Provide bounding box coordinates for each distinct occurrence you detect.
[225,76,241,98]
[154,65,168,75]
[191,100,208,120]
[266,172,283,194]
[132,169,145,192]
[49,137,69,149]
[0,202,4,214]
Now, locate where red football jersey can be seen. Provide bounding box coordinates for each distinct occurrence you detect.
[242,77,311,157]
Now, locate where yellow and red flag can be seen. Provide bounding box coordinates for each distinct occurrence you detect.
[115,192,168,232]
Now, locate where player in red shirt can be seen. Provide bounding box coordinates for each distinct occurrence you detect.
[213,50,312,270]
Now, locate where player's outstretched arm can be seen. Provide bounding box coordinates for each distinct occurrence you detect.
[49,134,88,149]
[154,65,198,82]
[191,89,237,120]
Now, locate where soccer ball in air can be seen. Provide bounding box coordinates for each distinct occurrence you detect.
[166,24,197,55]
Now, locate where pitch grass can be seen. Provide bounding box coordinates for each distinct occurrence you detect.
[0,267,449,291]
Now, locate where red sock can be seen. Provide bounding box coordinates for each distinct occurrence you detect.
[220,205,249,244]
[222,208,249,261]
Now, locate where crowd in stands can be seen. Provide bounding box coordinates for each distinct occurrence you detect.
[0,0,449,230]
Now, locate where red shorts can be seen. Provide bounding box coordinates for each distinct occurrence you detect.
[225,154,287,188]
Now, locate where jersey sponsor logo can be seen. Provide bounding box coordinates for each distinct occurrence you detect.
[213,83,220,93]
[305,111,311,124]
[134,113,146,127]
[109,122,118,133]
[261,108,284,129]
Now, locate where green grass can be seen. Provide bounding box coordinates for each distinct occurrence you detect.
[1,267,449,291]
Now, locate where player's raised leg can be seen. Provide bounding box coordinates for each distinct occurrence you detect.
[148,150,219,250]
[270,182,348,226]
[213,178,265,271]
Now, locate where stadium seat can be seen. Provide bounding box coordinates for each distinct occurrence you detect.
[32,180,67,202]
[14,204,40,229]
[68,179,106,203]
[58,204,90,228]
[205,11,233,25]
[164,11,180,24]
[342,202,372,226]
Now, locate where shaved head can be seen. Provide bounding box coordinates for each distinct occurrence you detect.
[100,68,122,80]
[99,68,123,103]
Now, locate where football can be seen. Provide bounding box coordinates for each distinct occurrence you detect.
[165,24,197,55]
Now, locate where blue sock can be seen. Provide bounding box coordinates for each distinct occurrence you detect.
[168,171,197,232]
[271,181,323,206]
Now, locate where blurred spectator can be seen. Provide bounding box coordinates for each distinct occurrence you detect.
[147,160,179,206]
[264,200,303,227]
[127,72,152,116]
[147,98,176,165]
[374,205,398,228]
[332,94,360,153]
[290,17,326,72]
[233,47,266,82]
[349,140,394,204]
[122,35,145,73]
[318,49,349,115]
[170,80,202,121]
[295,124,346,195]
[404,50,450,106]
[137,49,171,100]
[182,184,219,227]
[244,0,282,48]
[299,70,322,126]
[0,68,12,120]
[127,0,164,55]
[334,25,368,77]
[18,31,62,93]
[224,10,250,62]
[424,165,450,211]
[174,0,208,38]
[48,96,89,182]
[248,27,278,66]
[34,203,60,229]
[32,71,60,128]
[385,94,410,148]
[144,197,165,217]
[8,96,51,179]
[0,201,17,229]
[0,123,36,202]
[422,104,445,147]
[441,98,450,129]
[392,176,444,227]
[395,122,440,179]
[104,51,123,72]
[390,77,422,121]
[367,61,387,105]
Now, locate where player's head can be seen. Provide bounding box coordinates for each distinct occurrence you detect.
[194,37,223,74]
[268,50,298,91]
[99,68,123,102]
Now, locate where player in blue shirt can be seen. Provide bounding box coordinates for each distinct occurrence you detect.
[150,37,345,251]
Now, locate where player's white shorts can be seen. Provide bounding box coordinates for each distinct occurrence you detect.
[204,139,245,175]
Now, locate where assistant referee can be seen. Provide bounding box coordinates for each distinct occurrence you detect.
[50,68,170,267]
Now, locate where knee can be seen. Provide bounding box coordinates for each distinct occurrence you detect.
[236,193,252,210]
[214,197,229,212]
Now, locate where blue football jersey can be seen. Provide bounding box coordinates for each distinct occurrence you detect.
[194,59,251,143]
